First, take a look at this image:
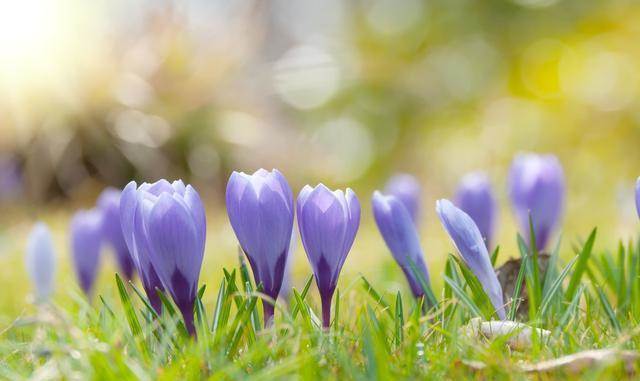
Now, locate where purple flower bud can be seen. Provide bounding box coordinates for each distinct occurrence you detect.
[97,188,135,280]
[0,155,22,203]
[508,153,565,251]
[635,177,640,219]
[226,169,294,326]
[26,222,56,302]
[122,180,206,334]
[385,173,421,225]
[121,182,165,314]
[297,184,360,328]
[455,172,497,249]
[70,209,103,297]
[372,191,430,298]
[436,199,505,319]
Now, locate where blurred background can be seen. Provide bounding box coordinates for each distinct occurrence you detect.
[1,0,640,313]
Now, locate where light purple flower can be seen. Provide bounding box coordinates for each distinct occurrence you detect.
[121,180,206,334]
[70,209,103,297]
[97,188,135,280]
[297,184,360,328]
[26,222,56,302]
[436,199,505,319]
[226,169,294,326]
[635,177,640,219]
[508,153,565,251]
[385,173,421,224]
[372,191,430,298]
[0,155,22,203]
[455,172,497,249]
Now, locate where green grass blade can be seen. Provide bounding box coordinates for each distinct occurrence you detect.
[507,254,527,321]
[565,228,597,302]
[115,273,142,337]
[361,276,393,317]
[538,255,578,318]
[443,275,483,319]
[394,291,404,348]
[291,274,313,319]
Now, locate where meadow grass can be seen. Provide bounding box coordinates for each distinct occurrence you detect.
[2,221,640,380]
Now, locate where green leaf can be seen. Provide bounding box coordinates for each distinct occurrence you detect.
[490,245,500,267]
[211,278,227,333]
[394,291,404,348]
[449,255,495,319]
[361,276,393,318]
[507,255,527,321]
[443,275,483,319]
[290,274,313,319]
[565,228,597,302]
[115,273,142,337]
[539,255,578,318]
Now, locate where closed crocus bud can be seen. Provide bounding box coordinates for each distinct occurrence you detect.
[436,199,505,320]
[635,177,640,219]
[455,172,497,249]
[297,184,360,328]
[70,209,104,297]
[124,180,206,335]
[97,188,135,280]
[372,191,430,298]
[25,222,56,302]
[120,182,166,315]
[508,153,565,251]
[226,169,294,326]
[385,173,421,225]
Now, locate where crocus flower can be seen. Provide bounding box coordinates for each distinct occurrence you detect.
[436,199,505,319]
[0,155,22,203]
[372,191,430,298]
[635,177,640,219]
[226,169,294,326]
[297,184,360,328]
[121,180,206,334]
[25,222,56,302]
[385,173,421,224]
[70,209,103,297]
[508,153,565,251]
[455,172,497,249]
[97,188,136,280]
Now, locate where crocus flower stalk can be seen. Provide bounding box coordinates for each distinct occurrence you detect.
[436,199,505,319]
[508,153,565,251]
[26,222,56,302]
[385,173,422,225]
[97,188,136,280]
[455,172,497,249]
[121,180,206,335]
[226,169,294,326]
[372,191,430,298]
[70,209,103,297]
[297,184,360,329]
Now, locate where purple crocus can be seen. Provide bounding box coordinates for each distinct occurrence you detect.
[372,191,430,298]
[121,180,206,334]
[635,177,640,219]
[70,209,103,297]
[436,199,505,319]
[226,169,294,326]
[297,184,360,328]
[455,172,497,249]
[97,188,136,280]
[385,173,422,225]
[508,153,565,251]
[26,222,56,302]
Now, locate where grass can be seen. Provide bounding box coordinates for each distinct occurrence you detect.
[2,225,640,379]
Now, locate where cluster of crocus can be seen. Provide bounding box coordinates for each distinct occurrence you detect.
[121,180,206,334]
[225,169,360,329]
[508,153,565,251]
[372,191,430,299]
[25,222,56,302]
